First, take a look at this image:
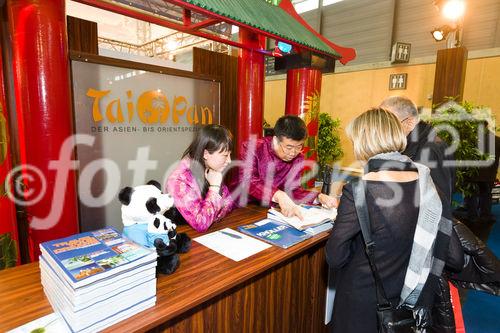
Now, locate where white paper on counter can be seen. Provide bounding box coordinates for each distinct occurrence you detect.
[193,228,271,261]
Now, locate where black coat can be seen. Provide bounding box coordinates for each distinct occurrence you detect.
[404,121,455,218]
[325,175,463,333]
[449,219,500,294]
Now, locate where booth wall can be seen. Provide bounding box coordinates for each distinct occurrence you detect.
[264,55,500,166]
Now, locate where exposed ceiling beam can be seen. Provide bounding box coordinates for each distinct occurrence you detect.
[74,0,333,58]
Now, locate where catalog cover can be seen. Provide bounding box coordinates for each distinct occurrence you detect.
[40,228,155,286]
[238,219,312,249]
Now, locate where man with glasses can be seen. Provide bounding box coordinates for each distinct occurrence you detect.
[236,115,337,219]
[380,96,454,217]
[380,96,458,332]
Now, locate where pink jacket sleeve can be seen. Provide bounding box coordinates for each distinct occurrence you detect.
[167,172,235,233]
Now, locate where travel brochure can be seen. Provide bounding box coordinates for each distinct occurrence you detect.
[40,228,155,286]
[238,219,312,249]
[39,227,158,333]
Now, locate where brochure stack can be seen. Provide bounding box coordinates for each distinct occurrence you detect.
[39,228,157,333]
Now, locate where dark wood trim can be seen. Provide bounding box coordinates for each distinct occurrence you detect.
[67,16,98,55]
[69,51,222,83]
[432,46,468,108]
[192,48,238,153]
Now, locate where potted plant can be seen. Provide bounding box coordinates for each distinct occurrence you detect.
[0,232,17,270]
[0,179,18,270]
[427,100,493,198]
[316,113,343,190]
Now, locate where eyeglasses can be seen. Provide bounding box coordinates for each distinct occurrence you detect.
[400,116,413,124]
[277,141,304,154]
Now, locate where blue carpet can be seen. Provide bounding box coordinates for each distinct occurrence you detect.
[461,204,500,333]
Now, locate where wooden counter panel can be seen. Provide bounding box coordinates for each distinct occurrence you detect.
[154,242,328,333]
[103,207,330,332]
[0,206,331,333]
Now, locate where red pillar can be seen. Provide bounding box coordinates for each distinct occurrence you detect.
[285,67,322,162]
[0,36,20,266]
[7,0,78,260]
[237,29,265,156]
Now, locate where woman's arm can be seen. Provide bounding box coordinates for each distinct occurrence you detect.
[216,185,236,220]
[167,174,229,232]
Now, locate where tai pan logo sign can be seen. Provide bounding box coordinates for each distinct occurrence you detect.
[87,88,214,125]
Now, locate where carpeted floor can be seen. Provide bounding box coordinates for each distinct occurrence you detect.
[461,204,500,333]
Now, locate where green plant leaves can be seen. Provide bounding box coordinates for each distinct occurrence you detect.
[0,232,18,270]
[317,113,343,171]
[429,100,493,197]
[30,328,46,333]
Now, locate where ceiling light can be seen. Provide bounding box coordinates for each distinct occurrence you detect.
[434,0,466,21]
[431,29,446,41]
[431,25,452,42]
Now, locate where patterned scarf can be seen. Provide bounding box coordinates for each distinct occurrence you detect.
[368,152,453,309]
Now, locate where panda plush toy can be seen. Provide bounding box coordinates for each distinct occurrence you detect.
[118,180,191,275]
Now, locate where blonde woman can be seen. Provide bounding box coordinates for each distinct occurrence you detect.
[325,108,463,333]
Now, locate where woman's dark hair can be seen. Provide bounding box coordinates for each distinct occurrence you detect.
[182,124,233,196]
[273,115,307,141]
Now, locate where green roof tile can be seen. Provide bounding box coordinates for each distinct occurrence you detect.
[182,0,340,58]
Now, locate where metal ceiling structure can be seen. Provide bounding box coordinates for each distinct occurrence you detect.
[74,0,355,62]
[84,0,233,60]
[98,33,230,60]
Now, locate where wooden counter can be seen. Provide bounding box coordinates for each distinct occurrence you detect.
[0,206,331,333]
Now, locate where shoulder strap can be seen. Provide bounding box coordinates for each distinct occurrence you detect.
[351,178,392,308]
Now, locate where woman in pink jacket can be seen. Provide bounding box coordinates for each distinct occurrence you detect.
[167,125,235,232]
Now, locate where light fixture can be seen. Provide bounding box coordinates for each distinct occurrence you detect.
[277,41,292,54]
[431,25,452,42]
[433,0,466,21]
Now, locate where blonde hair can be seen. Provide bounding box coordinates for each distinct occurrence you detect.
[346,108,407,161]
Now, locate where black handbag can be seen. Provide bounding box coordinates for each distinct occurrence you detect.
[352,179,417,333]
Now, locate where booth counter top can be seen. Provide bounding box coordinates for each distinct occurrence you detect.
[0,206,331,333]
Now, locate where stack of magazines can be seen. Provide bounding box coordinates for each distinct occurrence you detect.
[39,227,158,333]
